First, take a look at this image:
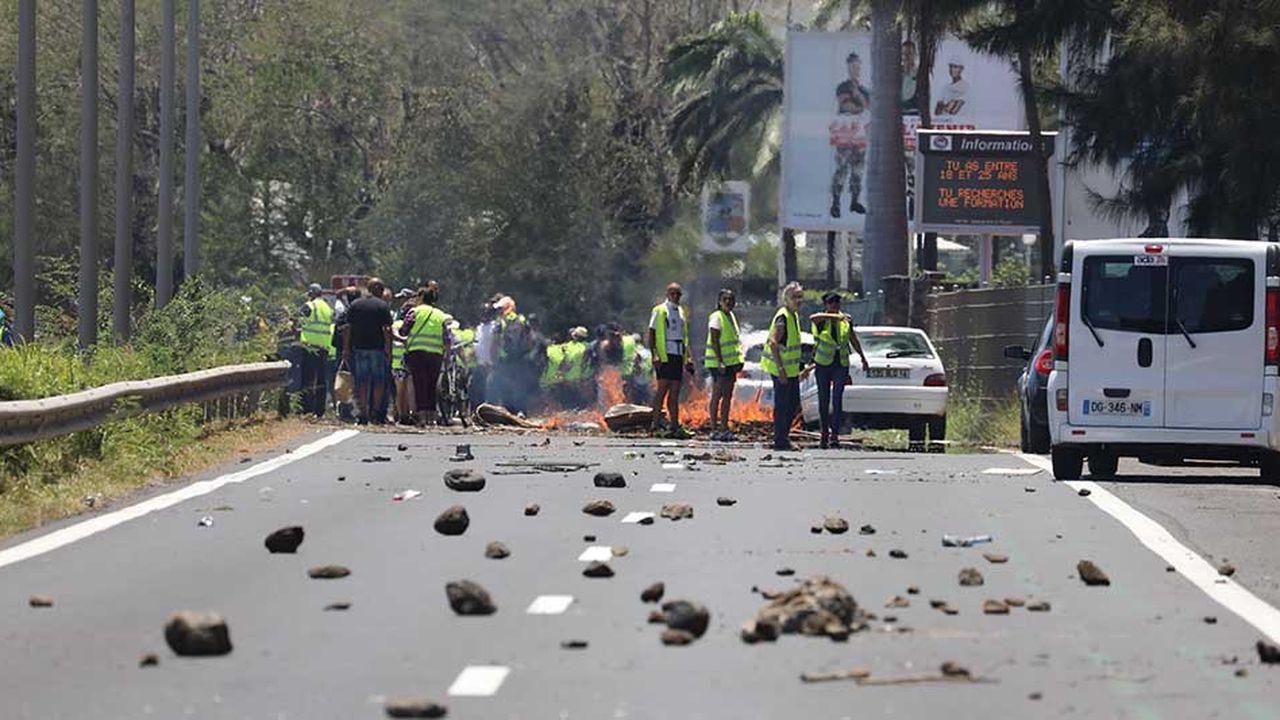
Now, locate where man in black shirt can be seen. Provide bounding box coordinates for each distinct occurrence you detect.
[343,278,394,424]
[831,52,871,218]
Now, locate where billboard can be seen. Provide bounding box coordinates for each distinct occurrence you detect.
[916,130,1055,234]
[780,32,1023,233]
[701,181,751,254]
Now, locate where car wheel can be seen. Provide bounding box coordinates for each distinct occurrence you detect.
[907,421,926,452]
[1051,446,1083,481]
[1260,452,1280,482]
[1087,452,1118,479]
[1028,422,1051,454]
[927,415,946,453]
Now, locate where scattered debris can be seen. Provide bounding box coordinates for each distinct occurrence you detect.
[639,516,655,526]
[660,503,694,521]
[28,595,53,608]
[641,582,665,603]
[362,456,392,463]
[164,611,233,656]
[741,576,865,643]
[583,535,596,542]
[593,472,626,489]
[583,562,614,578]
[397,443,409,452]
[337,476,346,482]
[524,503,540,516]
[906,586,920,595]
[583,500,617,517]
[800,667,871,683]
[1257,640,1280,664]
[662,600,711,638]
[308,565,351,579]
[324,602,351,611]
[197,516,214,527]
[484,542,511,560]
[392,490,422,502]
[982,599,1009,614]
[810,525,823,534]
[1027,601,1052,612]
[888,549,908,559]
[1005,597,1025,608]
[1029,691,1043,700]
[865,549,877,557]
[138,653,159,667]
[434,506,470,535]
[929,599,959,615]
[884,595,910,609]
[1024,486,1036,493]
[942,534,992,547]
[661,629,695,646]
[1218,562,1236,577]
[982,553,1008,564]
[958,568,985,587]
[475,403,541,428]
[859,524,876,535]
[1078,488,1092,497]
[1077,560,1111,586]
[776,567,796,576]
[611,545,629,557]
[384,696,448,718]
[560,640,589,650]
[716,496,737,507]
[440,469,484,493]
[450,444,474,461]
[823,516,850,534]
[1235,668,1249,678]
[602,403,655,432]
[1166,565,1176,572]
[1204,616,1217,625]
[264,526,305,554]
[446,580,496,615]
[647,610,666,624]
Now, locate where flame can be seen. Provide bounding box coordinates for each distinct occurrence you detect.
[679,377,774,429]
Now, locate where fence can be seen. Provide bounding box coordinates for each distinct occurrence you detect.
[0,361,290,447]
[925,284,1055,400]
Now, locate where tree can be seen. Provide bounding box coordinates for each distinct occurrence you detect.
[862,0,909,294]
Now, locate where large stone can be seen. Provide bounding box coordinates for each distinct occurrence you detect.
[742,576,864,642]
[164,611,233,656]
[445,581,496,615]
[1077,560,1110,586]
[1258,640,1280,664]
[524,503,540,517]
[823,516,850,534]
[434,506,470,535]
[443,470,486,492]
[716,497,737,507]
[593,472,626,489]
[660,503,694,521]
[308,565,351,579]
[602,403,655,432]
[583,562,614,578]
[484,542,511,559]
[661,629,695,646]
[641,582,665,603]
[662,600,710,638]
[28,595,53,608]
[384,696,448,718]
[264,526,305,554]
[582,500,617,517]
[982,599,1010,614]
[958,568,984,587]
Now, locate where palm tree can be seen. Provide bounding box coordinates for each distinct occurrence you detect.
[863,0,909,293]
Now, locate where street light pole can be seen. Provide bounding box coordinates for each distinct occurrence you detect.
[79,0,100,349]
[156,0,175,307]
[112,0,136,341]
[14,0,36,341]
[182,0,200,280]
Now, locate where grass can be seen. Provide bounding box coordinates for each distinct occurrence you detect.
[854,389,1022,453]
[0,413,311,539]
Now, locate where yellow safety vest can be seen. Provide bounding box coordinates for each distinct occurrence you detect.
[703,310,743,369]
[760,307,801,378]
[300,298,334,351]
[406,304,447,354]
[812,317,852,367]
[621,335,637,375]
[541,343,566,388]
[651,303,690,364]
[563,340,590,381]
[391,320,406,371]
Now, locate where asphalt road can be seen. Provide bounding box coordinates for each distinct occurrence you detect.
[1,429,1278,719]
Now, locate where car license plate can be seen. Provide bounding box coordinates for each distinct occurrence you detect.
[867,367,910,379]
[1082,399,1151,417]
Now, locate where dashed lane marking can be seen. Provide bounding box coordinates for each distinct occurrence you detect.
[621,511,655,524]
[447,665,510,697]
[526,595,574,615]
[577,546,613,562]
[649,483,677,493]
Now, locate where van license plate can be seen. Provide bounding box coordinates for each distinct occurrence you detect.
[867,367,910,379]
[1082,399,1151,417]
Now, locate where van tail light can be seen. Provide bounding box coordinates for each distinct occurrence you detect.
[1267,286,1280,365]
[1055,388,1068,411]
[1034,349,1054,377]
[924,373,947,387]
[1054,281,1070,362]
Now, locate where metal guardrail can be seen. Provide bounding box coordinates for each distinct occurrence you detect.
[0,361,290,447]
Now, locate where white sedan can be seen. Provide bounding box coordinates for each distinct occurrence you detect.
[798,326,948,447]
[712,329,816,409]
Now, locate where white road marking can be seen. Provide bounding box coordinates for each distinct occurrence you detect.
[526,595,574,615]
[0,429,360,571]
[863,468,899,475]
[1017,452,1280,643]
[577,546,613,562]
[621,511,655,524]
[649,483,676,493]
[447,665,510,697]
[982,467,1041,476]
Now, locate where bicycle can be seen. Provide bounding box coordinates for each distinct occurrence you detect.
[437,339,474,427]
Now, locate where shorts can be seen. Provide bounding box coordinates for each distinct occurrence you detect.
[655,356,686,382]
[708,364,744,380]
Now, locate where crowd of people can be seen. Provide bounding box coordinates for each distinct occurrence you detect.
[291,278,868,451]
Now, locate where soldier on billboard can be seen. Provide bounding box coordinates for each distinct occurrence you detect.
[934,55,971,120]
[830,52,871,218]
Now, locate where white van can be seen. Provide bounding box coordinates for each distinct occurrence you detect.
[1046,238,1279,480]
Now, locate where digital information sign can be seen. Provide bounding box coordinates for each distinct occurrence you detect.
[915,130,1056,234]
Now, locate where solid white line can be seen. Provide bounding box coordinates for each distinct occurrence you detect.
[981,467,1042,475]
[577,546,613,562]
[1017,452,1280,643]
[525,595,574,615]
[0,429,360,571]
[447,665,510,697]
[649,482,676,493]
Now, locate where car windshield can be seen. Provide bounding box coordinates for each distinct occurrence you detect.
[857,331,933,358]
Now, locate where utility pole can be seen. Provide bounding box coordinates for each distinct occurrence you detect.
[112,0,135,341]
[156,0,175,307]
[183,0,200,280]
[14,0,36,341]
[79,0,100,349]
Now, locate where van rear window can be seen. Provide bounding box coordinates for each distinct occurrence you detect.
[1171,258,1253,333]
[1081,256,1166,333]
[1081,255,1254,334]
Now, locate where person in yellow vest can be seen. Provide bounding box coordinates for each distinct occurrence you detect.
[704,288,744,442]
[810,291,870,448]
[561,326,593,408]
[647,282,694,439]
[391,301,416,425]
[763,282,805,450]
[297,283,334,418]
[395,283,452,426]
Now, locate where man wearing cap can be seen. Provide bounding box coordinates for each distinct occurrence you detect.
[810,292,871,448]
[298,283,334,417]
[648,283,695,439]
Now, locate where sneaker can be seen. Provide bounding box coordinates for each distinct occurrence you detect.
[671,426,694,440]
[722,431,739,442]
[851,201,866,214]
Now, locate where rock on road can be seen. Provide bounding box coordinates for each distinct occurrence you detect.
[1,429,1278,719]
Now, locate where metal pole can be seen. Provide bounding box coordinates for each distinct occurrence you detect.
[182,0,200,279]
[14,0,36,341]
[112,0,135,341]
[79,0,100,349]
[156,0,175,307]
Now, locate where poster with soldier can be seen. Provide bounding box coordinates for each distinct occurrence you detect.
[780,32,1022,233]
